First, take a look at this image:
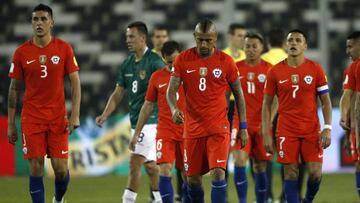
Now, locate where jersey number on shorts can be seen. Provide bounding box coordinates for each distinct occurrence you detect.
[199,78,206,91]
[132,80,138,93]
[292,85,299,98]
[40,65,48,78]
[247,81,255,94]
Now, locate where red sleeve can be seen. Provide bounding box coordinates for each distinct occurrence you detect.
[356,62,360,91]
[264,68,276,96]
[65,44,79,74]
[344,63,356,90]
[8,49,24,80]
[145,74,157,102]
[316,63,328,87]
[171,54,182,78]
[226,56,240,84]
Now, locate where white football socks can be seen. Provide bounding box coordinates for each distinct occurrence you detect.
[122,189,137,203]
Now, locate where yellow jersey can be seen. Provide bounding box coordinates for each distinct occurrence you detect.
[261,48,288,65]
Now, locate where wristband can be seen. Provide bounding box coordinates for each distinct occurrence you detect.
[239,122,247,129]
[323,124,332,130]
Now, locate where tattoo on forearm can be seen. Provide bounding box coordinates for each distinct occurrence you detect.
[231,80,246,121]
[8,80,20,108]
[167,77,181,111]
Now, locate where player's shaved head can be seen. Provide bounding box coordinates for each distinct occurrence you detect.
[195,19,217,34]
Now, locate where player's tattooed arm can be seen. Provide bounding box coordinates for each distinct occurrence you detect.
[230,79,246,123]
[166,76,184,124]
[7,79,22,144]
[356,93,360,143]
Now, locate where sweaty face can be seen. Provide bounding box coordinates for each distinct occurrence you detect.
[32,11,53,38]
[194,31,217,57]
[346,39,360,61]
[152,30,169,49]
[126,27,146,52]
[286,32,307,57]
[244,38,263,62]
[231,28,247,49]
[163,50,179,70]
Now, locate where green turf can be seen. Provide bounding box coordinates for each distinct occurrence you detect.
[0,173,358,202]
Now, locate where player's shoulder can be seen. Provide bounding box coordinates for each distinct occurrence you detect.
[260,60,272,68]
[52,37,73,49]
[152,67,167,78]
[177,47,198,61]
[235,60,246,67]
[216,49,233,62]
[145,49,162,60]
[271,59,287,70]
[304,58,322,68]
[14,40,33,54]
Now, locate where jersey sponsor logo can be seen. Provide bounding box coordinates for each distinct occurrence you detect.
[9,63,14,73]
[247,72,255,81]
[39,55,47,64]
[291,74,299,84]
[279,79,288,84]
[258,74,266,83]
[304,75,313,85]
[216,159,226,163]
[158,83,167,88]
[61,150,68,154]
[213,68,222,78]
[26,59,36,64]
[51,55,60,64]
[199,67,208,77]
[139,69,146,80]
[186,69,196,73]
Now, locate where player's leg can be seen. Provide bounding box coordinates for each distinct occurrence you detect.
[187,175,204,203]
[50,158,69,203]
[253,159,268,203]
[301,135,323,203]
[208,133,230,203]
[355,160,360,197]
[159,163,173,203]
[144,161,162,202]
[22,123,47,203]
[232,150,249,203]
[350,132,360,197]
[175,140,190,203]
[283,164,299,203]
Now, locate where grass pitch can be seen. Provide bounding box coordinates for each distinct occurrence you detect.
[0,173,358,202]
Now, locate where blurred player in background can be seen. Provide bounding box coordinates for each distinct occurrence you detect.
[223,23,247,62]
[231,32,272,203]
[96,21,166,203]
[167,19,248,203]
[340,31,360,198]
[131,40,187,203]
[152,26,170,56]
[262,29,332,203]
[7,4,81,203]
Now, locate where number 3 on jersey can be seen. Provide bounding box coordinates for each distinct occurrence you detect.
[199,77,206,91]
[40,65,47,78]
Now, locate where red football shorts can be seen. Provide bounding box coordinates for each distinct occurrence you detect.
[184,133,230,176]
[276,134,323,164]
[231,127,272,161]
[21,119,69,159]
[156,137,184,170]
[350,132,360,161]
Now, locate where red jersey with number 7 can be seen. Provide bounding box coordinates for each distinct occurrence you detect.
[172,47,240,138]
[8,37,79,123]
[264,58,328,137]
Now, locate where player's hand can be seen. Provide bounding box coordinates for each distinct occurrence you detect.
[68,116,80,135]
[321,129,331,149]
[263,132,273,154]
[237,129,248,148]
[171,109,184,124]
[95,115,107,128]
[129,134,139,152]
[339,116,350,131]
[343,130,352,155]
[7,124,18,145]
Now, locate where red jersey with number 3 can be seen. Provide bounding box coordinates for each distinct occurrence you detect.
[8,37,79,123]
[145,68,185,140]
[264,59,328,137]
[172,47,239,138]
[343,59,360,91]
[232,60,271,129]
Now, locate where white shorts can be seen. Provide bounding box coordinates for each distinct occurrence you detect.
[131,124,157,162]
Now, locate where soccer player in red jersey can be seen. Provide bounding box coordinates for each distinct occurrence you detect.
[166,19,248,203]
[7,4,81,203]
[262,29,332,203]
[131,41,186,203]
[340,31,360,198]
[231,32,272,203]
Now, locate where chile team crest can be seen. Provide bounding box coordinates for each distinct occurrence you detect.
[247,72,255,81]
[39,55,47,64]
[199,67,208,77]
[291,74,299,84]
[212,68,222,78]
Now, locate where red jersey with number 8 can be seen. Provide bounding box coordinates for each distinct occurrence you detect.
[264,59,328,137]
[172,47,239,138]
[8,37,79,123]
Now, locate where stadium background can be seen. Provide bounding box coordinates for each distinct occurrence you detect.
[0,0,359,202]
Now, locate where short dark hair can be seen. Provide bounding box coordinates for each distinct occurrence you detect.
[267,28,285,47]
[347,31,360,40]
[152,25,169,35]
[288,29,308,42]
[33,4,53,18]
[228,23,246,35]
[196,19,216,33]
[245,32,264,44]
[128,21,148,36]
[161,41,180,56]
